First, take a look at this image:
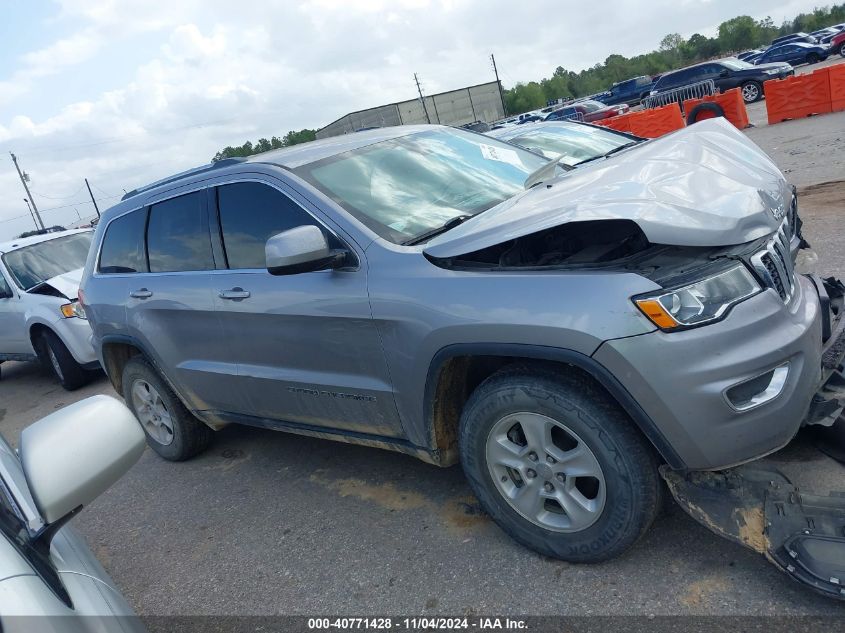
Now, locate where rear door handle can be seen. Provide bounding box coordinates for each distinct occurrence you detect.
[218,288,250,300]
[129,288,153,299]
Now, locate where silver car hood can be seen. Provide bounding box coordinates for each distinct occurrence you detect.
[38,267,83,300]
[424,118,790,258]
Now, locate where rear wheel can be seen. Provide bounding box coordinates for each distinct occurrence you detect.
[39,330,87,390]
[806,53,821,64]
[740,80,762,103]
[459,367,663,563]
[121,356,214,461]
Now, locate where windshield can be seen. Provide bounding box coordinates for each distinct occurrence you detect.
[2,232,92,291]
[504,123,635,166]
[294,128,550,244]
[721,58,754,70]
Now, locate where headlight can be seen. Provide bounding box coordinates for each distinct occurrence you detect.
[764,69,781,75]
[634,264,761,331]
[60,301,87,320]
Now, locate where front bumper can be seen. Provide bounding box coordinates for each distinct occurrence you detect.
[54,316,99,366]
[594,274,826,470]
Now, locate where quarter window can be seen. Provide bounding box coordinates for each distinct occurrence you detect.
[99,209,148,274]
[216,182,333,270]
[147,192,214,273]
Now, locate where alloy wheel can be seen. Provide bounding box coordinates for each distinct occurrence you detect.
[742,83,759,103]
[485,412,606,532]
[131,379,175,445]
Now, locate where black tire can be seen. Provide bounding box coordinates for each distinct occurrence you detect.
[806,53,820,65]
[40,330,88,390]
[686,102,726,125]
[740,80,763,104]
[459,367,662,563]
[121,356,214,461]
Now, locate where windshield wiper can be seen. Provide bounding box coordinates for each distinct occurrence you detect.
[403,215,473,246]
[523,153,573,190]
[572,141,639,167]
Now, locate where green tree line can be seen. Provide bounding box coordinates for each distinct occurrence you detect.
[504,4,845,114]
[212,128,316,162]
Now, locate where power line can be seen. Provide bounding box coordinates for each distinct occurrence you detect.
[29,183,86,200]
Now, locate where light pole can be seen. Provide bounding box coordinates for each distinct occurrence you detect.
[23,198,38,230]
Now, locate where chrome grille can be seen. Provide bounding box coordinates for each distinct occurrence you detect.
[751,219,795,303]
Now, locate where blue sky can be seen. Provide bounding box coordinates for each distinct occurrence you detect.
[0,0,826,239]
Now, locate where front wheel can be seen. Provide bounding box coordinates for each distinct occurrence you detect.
[741,80,763,103]
[40,330,88,390]
[806,53,820,64]
[459,367,663,563]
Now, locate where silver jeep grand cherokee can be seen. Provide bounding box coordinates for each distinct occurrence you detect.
[79,119,845,572]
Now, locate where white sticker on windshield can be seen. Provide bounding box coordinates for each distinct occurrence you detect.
[479,143,523,167]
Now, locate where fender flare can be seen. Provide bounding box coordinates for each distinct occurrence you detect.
[424,342,685,469]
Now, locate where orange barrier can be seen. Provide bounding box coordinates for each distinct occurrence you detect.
[592,112,634,133]
[829,63,845,113]
[764,69,832,124]
[627,103,685,138]
[682,88,749,129]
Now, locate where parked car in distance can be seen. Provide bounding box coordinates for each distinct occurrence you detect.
[0,396,145,630]
[0,230,99,389]
[649,58,793,103]
[544,99,628,122]
[487,120,642,167]
[831,30,845,56]
[771,32,818,46]
[754,41,830,66]
[736,48,765,61]
[597,75,655,106]
[80,121,845,579]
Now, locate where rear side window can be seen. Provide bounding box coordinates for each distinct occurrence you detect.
[216,182,332,269]
[147,191,214,273]
[99,209,148,274]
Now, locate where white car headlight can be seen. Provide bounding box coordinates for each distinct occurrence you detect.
[634,264,761,330]
[60,300,87,320]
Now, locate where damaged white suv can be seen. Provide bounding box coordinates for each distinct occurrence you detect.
[0,230,98,389]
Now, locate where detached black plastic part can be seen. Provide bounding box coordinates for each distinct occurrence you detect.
[661,465,845,600]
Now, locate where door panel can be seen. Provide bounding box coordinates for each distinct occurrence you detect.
[0,274,28,355]
[125,189,249,414]
[210,179,402,438]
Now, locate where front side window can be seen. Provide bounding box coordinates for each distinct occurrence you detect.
[3,233,92,290]
[294,128,549,244]
[147,192,214,273]
[217,182,334,269]
[99,209,148,274]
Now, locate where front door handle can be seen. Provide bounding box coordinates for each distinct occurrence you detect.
[218,288,251,300]
[129,288,153,299]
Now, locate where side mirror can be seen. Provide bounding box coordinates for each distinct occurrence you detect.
[265,225,347,276]
[19,395,144,526]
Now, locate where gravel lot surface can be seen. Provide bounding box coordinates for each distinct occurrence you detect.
[1,93,845,616]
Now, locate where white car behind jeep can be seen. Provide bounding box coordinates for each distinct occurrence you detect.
[0,230,98,389]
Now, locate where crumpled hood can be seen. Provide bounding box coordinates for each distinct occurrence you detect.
[425,118,791,258]
[37,267,83,300]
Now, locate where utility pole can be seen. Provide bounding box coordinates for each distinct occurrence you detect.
[23,199,38,230]
[84,178,100,217]
[491,53,508,116]
[414,73,432,124]
[10,153,45,230]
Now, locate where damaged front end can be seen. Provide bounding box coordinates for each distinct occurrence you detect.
[662,464,845,600]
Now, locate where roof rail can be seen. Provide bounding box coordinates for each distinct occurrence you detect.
[121,157,248,201]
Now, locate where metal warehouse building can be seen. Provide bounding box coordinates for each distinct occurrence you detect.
[315,80,505,139]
